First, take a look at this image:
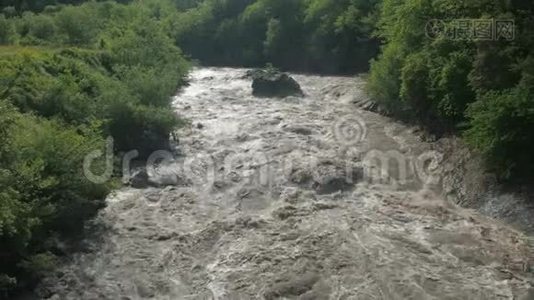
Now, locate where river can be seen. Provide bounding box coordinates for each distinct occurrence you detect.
[39,68,533,299]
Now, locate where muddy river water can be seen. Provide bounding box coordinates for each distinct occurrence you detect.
[40,68,534,299]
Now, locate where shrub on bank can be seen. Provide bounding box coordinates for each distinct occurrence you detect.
[466,86,534,179]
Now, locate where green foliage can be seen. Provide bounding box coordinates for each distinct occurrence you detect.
[107,102,183,156]
[466,86,534,179]
[169,0,379,73]
[0,103,111,294]
[0,1,113,13]
[54,5,100,45]
[367,45,403,114]
[368,0,534,178]
[0,15,16,44]
[0,1,189,296]
[29,15,56,42]
[18,253,58,279]
[399,52,431,117]
[2,6,17,17]
[0,2,190,153]
[10,116,110,227]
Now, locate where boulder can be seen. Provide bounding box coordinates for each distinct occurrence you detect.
[249,69,303,98]
[129,169,151,189]
[311,160,363,195]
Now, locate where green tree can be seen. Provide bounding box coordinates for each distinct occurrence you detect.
[0,15,16,44]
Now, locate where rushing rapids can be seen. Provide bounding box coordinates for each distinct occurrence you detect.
[38,68,533,299]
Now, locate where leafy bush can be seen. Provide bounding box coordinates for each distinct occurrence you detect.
[107,102,182,156]
[0,101,110,294]
[0,15,16,44]
[466,87,534,179]
[55,5,100,45]
[10,116,110,230]
[367,44,403,114]
[0,40,188,155]
[26,14,57,43]
[399,52,431,117]
[1,6,17,17]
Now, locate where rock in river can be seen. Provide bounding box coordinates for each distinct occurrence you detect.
[249,69,304,98]
[129,169,151,189]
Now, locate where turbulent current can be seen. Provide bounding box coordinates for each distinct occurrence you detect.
[39,68,533,299]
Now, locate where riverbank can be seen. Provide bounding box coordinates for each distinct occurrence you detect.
[438,137,534,234]
[351,93,534,235]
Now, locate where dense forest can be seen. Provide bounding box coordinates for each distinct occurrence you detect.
[0,0,533,296]
[368,0,534,180]
[168,0,381,73]
[0,1,189,296]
